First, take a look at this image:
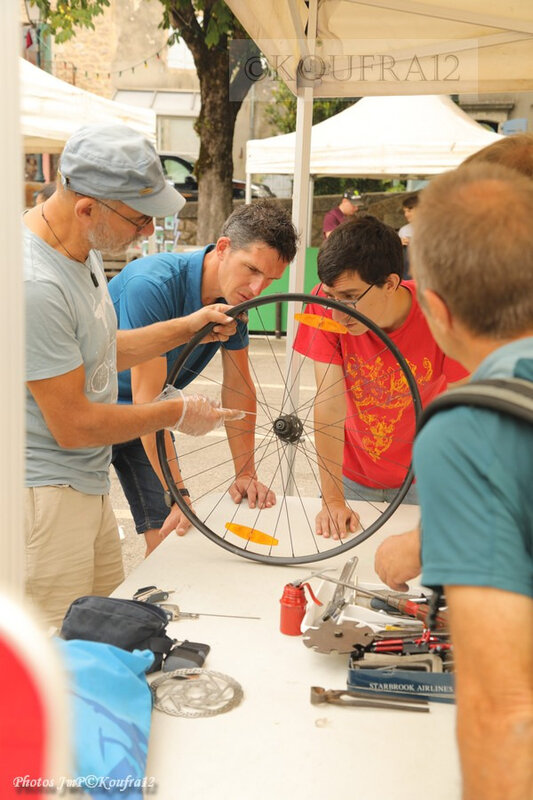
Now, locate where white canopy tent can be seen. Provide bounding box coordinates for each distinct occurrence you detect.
[228,0,533,475]
[20,58,156,154]
[247,94,501,178]
[227,0,533,99]
[227,0,533,298]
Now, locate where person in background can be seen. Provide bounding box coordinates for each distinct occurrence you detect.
[398,193,419,279]
[322,189,362,238]
[377,163,533,800]
[24,123,242,628]
[109,200,299,555]
[34,182,56,206]
[398,193,419,245]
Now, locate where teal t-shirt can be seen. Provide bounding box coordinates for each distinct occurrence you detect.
[108,246,249,403]
[416,337,533,598]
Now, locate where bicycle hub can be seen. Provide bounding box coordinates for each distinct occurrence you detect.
[273,413,304,443]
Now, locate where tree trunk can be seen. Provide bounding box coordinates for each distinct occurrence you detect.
[165,1,251,244]
[195,47,239,244]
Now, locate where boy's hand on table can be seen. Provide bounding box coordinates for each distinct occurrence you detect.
[315,501,360,540]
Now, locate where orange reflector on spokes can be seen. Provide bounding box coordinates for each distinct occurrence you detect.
[294,313,348,335]
[225,522,279,546]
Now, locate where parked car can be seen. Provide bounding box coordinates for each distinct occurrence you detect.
[159,153,275,200]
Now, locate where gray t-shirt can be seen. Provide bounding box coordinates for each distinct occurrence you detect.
[24,225,117,494]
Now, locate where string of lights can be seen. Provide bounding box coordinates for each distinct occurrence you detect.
[24,28,176,81]
[54,42,170,80]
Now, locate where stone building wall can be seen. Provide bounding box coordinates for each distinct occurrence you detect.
[177,193,409,249]
[50,4,117,96]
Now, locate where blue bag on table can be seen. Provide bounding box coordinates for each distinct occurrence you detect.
[55,638,154,799]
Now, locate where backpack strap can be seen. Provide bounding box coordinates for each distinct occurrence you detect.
[417,378,533,433]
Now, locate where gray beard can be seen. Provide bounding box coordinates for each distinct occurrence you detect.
[87,220,139,255]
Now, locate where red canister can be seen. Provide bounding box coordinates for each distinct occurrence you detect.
[280,583,307,635]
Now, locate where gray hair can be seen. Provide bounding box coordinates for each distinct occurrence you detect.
[221,200,298,263]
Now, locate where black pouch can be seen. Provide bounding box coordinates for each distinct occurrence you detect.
[60,595,175,673]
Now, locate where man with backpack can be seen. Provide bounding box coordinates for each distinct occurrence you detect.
[375,163,533,800]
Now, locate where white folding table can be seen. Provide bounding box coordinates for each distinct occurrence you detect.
[113,496,460,800]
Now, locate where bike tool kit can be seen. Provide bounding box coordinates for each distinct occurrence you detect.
[281,557,454,706]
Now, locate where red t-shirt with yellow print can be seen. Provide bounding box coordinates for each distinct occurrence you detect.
[293,281,468,489]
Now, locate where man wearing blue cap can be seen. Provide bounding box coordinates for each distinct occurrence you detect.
[23,124,243,627]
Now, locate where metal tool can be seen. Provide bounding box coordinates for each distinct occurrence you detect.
[310,686,429,713]
[302,618,375,654]
[151,668,243,718]
[373,628,446,639]
[320,556,358,622]
[158,603,260,622]
[370,630,452,655]
[133,585,174,603]
[158,604,199,621]
[314,575,448,630]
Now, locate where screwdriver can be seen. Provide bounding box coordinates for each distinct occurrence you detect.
[354,587,448,630]
[371,636,452,654]
[158,602,261,621]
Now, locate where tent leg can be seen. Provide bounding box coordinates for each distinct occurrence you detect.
[284,85,314,494]
[307,176,315,247]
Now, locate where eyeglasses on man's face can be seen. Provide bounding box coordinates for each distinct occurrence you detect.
[319,282,374,308]
[93,198,153,234]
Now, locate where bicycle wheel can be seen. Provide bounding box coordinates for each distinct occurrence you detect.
[157,293,422,564]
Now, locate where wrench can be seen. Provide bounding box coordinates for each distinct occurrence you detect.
[310,686,429,712]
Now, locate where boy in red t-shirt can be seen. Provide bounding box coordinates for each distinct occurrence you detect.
[293,215,467,538]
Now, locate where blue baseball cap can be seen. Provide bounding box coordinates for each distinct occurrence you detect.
[59,124,185,217]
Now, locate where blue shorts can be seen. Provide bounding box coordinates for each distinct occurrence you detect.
[343,475,419,505]
[111,438,170,534]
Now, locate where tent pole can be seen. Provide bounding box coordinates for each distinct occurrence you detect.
[288,87,313,294]
[281,0,317,495]
[283,84,314,495]
[245,171,252,205]
[307,176,315,247]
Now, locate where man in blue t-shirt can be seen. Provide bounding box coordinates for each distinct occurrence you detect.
[109,200,298,555]
[375,161,533,800]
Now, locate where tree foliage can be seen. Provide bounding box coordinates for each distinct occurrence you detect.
[265,79,359,135]
[27,0,259,242]
[160,0,238,49]
[27,1,110,43]
[156,1,259,240]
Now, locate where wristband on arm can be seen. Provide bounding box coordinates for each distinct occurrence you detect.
[164,487,190,508]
